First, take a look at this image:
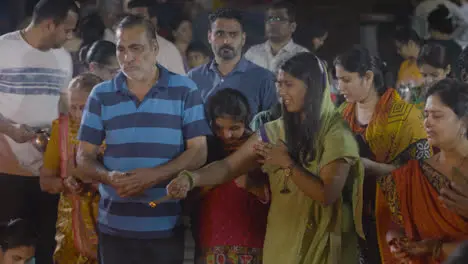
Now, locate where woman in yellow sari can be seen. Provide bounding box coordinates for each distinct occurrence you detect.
[334,46,431,264]
[166,52,365,264]
[40,73,103,264]
[381,79,468,263]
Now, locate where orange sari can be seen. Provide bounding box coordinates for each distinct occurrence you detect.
[379,160,468,263]
[340,88,431,264]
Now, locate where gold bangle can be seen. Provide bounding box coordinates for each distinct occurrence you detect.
[179,170,195,190]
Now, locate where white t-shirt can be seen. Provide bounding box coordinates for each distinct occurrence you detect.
[412,0,466,40]
[0,31,73,175]
[245,40,309,73]
[156,35,186,75]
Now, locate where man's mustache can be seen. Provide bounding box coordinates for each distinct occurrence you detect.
[220,45,234,51]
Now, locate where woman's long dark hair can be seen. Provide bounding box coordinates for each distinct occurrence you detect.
[280,52,327,164]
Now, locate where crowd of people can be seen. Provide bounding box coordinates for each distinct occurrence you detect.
[0,0,468,264]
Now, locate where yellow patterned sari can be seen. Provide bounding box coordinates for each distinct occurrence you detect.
[339,88,431,264]
[42,115,99,264]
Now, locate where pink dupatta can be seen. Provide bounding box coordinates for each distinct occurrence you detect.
[59,114,98,259]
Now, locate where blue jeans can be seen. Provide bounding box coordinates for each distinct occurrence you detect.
[98,226,185,264]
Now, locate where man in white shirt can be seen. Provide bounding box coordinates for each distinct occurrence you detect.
[126,0,186,75]
[245,1,308,73]
[413,0,468,47]
[0,0,76,263]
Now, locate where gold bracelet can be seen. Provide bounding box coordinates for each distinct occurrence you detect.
[432,240,443,261]
[179,170,195,190]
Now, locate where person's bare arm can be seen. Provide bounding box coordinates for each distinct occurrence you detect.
[0,113,14,134]
[362,158,398,177]
[289,159,351,206]
[111,136,210,197]
[191,134,261,187]
[39,167,63,194]
[132,136,209,185]
[76,141,112,184]
[0,113,35,143]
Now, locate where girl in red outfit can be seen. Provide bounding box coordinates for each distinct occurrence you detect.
[194,88,270,264]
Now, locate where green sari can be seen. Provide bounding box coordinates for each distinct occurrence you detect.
[259,83,364,264]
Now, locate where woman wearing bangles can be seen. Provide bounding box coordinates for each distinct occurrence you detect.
[381,79,468,263]
[168,52,365,264]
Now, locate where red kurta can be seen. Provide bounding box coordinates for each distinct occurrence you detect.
[198,180,269,249]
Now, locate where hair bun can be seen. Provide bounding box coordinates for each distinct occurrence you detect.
[78,44,90,64]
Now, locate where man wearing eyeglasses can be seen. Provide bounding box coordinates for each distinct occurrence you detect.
[245,1,308,73]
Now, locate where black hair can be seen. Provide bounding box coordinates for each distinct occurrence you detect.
[334,46,388,96]
[280,52,327,164]
[32,0,79,25]
[187,41,212,58]
[170,16,192,32]
[116,14,157,41]
[457,46,468,82]
[206,88,251,126]
[444,241,468,264]
[0,219,36,252]
[127,0,152,9]
[268,1,297,22]
[168,15,192,42]
[69,72,103,93]
[76,13,106,48]
[417,43,451,70]
[79,40,116,66]
[426,78,468,139]
[394,26,423,46]
[309,22,327,39]
[428,4,454,34]
[208,8,243,31]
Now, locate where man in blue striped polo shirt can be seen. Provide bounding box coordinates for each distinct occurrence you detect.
[76,15,211,264]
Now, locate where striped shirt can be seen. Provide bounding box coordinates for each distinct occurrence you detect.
[0,31,72,176]
[78,66,211,239]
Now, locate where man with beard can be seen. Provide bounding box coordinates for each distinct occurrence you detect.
[245,1,308,73]
[0,0,77,263]
[188,8,276,116]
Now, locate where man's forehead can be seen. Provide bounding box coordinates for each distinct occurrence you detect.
[211,18,242,32]
[116,26,148,44]
[267,8,288,17]
[61,10,79,27]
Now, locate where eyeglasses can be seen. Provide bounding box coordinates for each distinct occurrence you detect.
[265,16,290,23]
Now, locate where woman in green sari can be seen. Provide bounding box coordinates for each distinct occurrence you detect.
[167,52,365,264]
